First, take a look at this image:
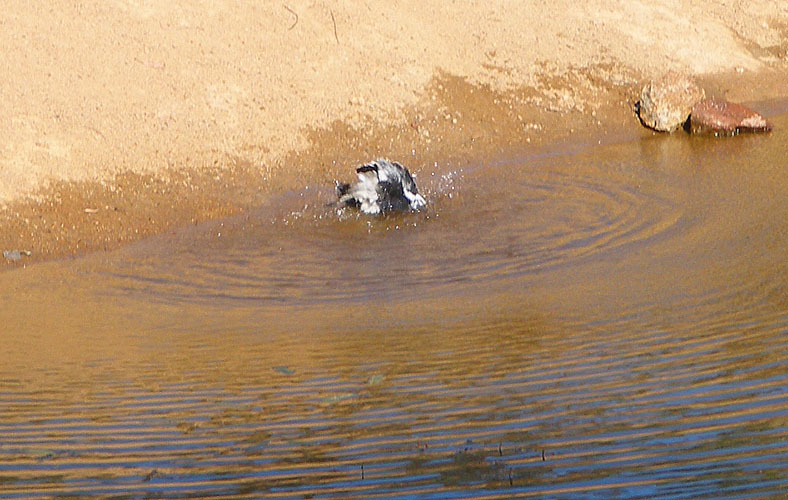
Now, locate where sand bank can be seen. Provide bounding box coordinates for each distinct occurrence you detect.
[1,1,787,264]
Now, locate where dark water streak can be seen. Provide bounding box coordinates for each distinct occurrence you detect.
[2,113,788,499]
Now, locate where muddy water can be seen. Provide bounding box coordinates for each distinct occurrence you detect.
[3,114,788,499]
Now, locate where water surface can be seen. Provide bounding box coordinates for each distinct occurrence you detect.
[2,114,788,499]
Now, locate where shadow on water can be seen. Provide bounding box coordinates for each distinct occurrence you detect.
[2,114,788,498]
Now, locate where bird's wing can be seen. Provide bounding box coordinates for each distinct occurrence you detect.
[356,163,379,180]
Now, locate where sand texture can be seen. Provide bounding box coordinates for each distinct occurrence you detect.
[1,1,787,262]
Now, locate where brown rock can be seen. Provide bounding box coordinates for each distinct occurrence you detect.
[690,98,773,136]
[638,72,705,132]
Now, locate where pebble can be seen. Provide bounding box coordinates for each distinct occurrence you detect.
[3,250,32,262]
[638,72,705,132]
[690,98,773,136]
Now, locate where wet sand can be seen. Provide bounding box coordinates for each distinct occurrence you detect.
[2,1,788,265]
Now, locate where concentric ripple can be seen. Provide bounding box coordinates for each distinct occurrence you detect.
[101,147,686,308]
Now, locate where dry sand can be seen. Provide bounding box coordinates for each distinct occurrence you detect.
[2,1,787,264]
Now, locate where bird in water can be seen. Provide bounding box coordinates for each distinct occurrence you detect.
[335,159,426,215]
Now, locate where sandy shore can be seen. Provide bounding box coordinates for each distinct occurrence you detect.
[2,1,787,265]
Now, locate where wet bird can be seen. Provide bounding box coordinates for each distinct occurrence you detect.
[336,159,426,215]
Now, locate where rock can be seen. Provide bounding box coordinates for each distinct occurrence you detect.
[3,250,31,262]
[638,72,705,132]
[690,98,773,136]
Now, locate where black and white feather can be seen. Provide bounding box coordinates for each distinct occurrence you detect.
[336,159,426,215]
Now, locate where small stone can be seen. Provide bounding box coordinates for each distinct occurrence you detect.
[690,98,773,136]
[638,72,705,132]
[3,250,31,262]
[3,251,21,262]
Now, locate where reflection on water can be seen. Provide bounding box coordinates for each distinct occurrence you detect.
[2,114,788,499]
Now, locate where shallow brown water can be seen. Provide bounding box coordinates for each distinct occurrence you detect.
[2,114,788,499]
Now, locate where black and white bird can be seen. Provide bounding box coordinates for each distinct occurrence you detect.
[336,159,426,215]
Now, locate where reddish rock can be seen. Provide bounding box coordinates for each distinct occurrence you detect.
[638,72,705,132]
[690,98,773,136]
